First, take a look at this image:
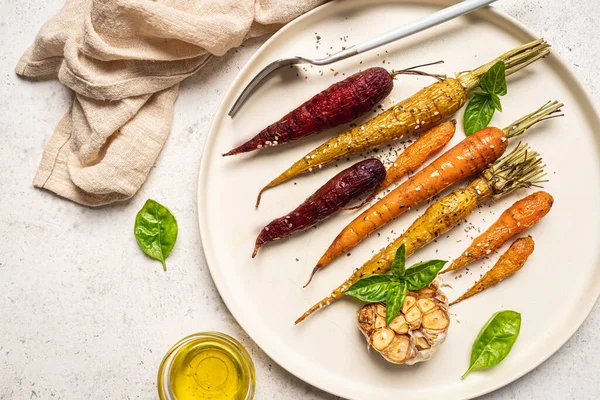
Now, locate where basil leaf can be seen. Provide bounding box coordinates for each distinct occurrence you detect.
[134,199,178,271]
[404,260,446,290]
[391,244,406,277]
[490,93,502,112]
[385,281,407,325]
[462,310,522,379]
[463,92,496,136]
[479,61,507,96]
[343,274,393,302]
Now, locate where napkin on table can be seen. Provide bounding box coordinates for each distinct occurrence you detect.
[17,0,326,206]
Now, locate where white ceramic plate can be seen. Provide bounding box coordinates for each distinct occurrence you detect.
[197,1,600,398]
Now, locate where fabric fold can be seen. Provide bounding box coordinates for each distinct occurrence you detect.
[18,0,326,206]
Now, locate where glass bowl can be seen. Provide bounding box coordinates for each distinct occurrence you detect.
[157,332,255,400]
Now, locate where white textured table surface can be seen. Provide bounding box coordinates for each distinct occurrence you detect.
[1,1,599,399]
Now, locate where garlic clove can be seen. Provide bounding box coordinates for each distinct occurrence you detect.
[422,309,450,330]
[417,286,436,296]
[401,296,416,314]
[415,336,431,350]
[384,335,411,363]
[371,328,395,350]
[417,298,436,313]
[389,315,409,334]
[374,315,386,329]
[405,305,422,328]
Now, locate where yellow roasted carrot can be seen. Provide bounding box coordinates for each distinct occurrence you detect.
[257,39,550,206]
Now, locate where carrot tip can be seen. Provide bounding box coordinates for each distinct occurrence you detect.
[253,234,268,258]
[303,267,320,288]
[256,180,278,207]
[439,263,458,274]
[255,191,263,208]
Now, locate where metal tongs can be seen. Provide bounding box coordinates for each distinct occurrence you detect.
[229,0,498,117]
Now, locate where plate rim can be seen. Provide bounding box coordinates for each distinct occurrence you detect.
[196,1,600,398]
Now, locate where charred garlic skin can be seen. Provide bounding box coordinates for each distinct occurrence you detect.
[357,281,450,365]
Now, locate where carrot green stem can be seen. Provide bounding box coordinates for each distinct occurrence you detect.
[482,143,546,200]
[457,39,550,92]
[390,60,446,81]
[502,101,564,138]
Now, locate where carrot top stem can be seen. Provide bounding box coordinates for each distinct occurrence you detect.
[457,39,550,93]
[502,100,564,138]
[390,60,446,81]
[481,143,546,200]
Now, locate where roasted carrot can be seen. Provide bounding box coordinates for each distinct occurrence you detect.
[339,121,456,213]
[257,39,550,205]
[450,236,535,306]
[307,102,562,283]
[224,64,443,156]
[374,120,456,197]
[296,144,546,324]
[442,191,552,274]
[253,158,385,257]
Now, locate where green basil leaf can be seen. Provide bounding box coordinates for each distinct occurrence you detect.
[490,93,502,112]
[479,61,507,96]
[404,259,447,290]
[343,274,393,302]
[391,244,406,277]
[134,199,178,271]
[463,92,496,136]
[385,281,407,325]
[462,310,522,379]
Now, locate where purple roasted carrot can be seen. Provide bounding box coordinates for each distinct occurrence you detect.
[224,63,443,156]
[252,158,385,257]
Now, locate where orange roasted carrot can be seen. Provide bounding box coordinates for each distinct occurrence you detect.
[375,120,456,197]
[450,236,535,306]
[307,102,562,283]
[344,121,456,213]
[296,144,546,324]
[442,192,553,274]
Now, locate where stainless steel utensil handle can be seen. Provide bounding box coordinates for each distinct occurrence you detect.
[317,0,498,65]
[229,0,499,116]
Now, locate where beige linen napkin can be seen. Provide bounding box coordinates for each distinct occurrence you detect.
[17,0,326,206]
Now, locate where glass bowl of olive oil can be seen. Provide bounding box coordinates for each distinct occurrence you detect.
[158,332,256,400]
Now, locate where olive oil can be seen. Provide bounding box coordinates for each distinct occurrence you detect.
[158,333,255,400]
[170,342,247,399]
